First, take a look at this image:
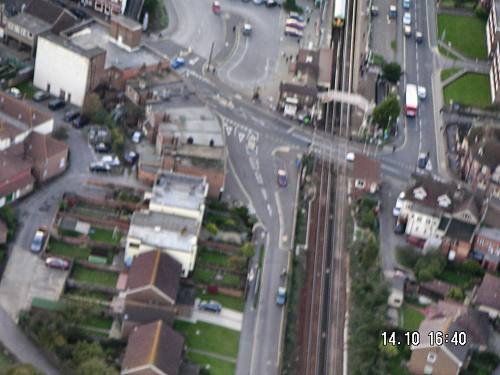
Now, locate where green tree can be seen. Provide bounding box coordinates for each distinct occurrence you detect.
[360,210,376,229]
[382,62,402,84]
[396,245,420,268]
[0,205,17,241]
[241,242,255,258]
[446,287,464,301]
[228,255,247,271]
[6,364,43,375]
[72,341,105,367]
[76,358,117,375]
[82,93,103,118]
[205,223,218,236]
[143,0,168,31]
[371,94,400,130]
[283,0,303,12]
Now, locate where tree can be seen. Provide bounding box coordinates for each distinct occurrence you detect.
[143,0,168,31]
[228,255,247,271]
[76,358,117,375]
[446,287,464,301]
[205,223,218,236]
[382,62,402,84]
[6,364,43,375]
[283,0,303,12]
[82,93,103,118]
[360,210,376,229]
[396,246,419,268]
[72,341,105,367]
[241,242,255,258]
[371,94,400,130]
[0,205,17,240]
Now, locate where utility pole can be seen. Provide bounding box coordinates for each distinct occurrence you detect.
[207,42,215,73]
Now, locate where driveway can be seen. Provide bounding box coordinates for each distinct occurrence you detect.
[182,305,244,331]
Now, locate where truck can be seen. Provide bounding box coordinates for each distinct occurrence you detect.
[405,84,418,117]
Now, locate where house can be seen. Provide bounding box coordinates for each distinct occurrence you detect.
[408,316,470,375]
[400,175,479,242]
[0,218,7,244]
[487,0,500,102]
[473,273,500,318]
[419,280,452,301]
[1,0,78,56]
[472,227,500,272]
[125,250,182,306]
[33,17,166,106]
[277,82,318,117]
[121,320,184,375]
[146,171,208,221]
[23,132,69,182]
[294,48,333,89]
[139,104,226,198]
[125,210,200,277]
[457,126,500,198]
[350,153,380,198]
[80,0,128,16]
[438,218,476,261]
[0,149,35,207]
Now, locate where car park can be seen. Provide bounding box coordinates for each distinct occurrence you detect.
[276,287,287,305]
[403,12,411,25]
[45,257,70,270]
[33,90,50,102]
[418,86,427,99]
[404,25,411,37]
[277,169,288,187]
[72,114,90,128]
[48,98,66,111]
[132,131,142,143]
[124,150,139,165]
[199,300,222,313]
[64,110,80,122]
[8,87,21,99]
[286,18,305,30]
[171,57,185,69]
[31,229,45,253]
[284,26,303,38]
[415,31,423,43]
[89,161,111,173]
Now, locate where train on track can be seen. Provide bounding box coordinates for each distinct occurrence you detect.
[333,0,346,27]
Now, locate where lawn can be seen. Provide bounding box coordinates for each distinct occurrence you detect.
[439,0,476,8]
[71,264,118,288]
[196,288,245,312]
[82,315,113,330]
[437,14,487,59]
[192,268,242,289]
[187,352,235,375]
[174,321,240,358]
[440,67,461,82]
[438,45,458,60]
[443,73,491,108]
[48,239,90,260]
[462,351,500,375]
[88,227,121,245]
[198,250,229,267]
[65,288,114,302]
[400,304,425,332]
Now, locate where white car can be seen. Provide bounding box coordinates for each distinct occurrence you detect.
[393,192,405,217]
[8,87,21,99]
[132,131,142,143]
[404,25,411,37]
[346,152,355,162]
[284,26,303,38]
[101,155,120,167]
[403,12,411,25]
[243,23,252,36]
[418,86,427,99]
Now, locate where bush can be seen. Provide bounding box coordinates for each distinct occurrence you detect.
[228,255,247,271]
[283,0,303,12]
[474,4,489,20]
[53,126,69,140]
[446,286,464,301]
[241,242,255,258]
[360,210,376,229]
[414,253,446,282]
[0,205,17,241]
[396,246,420,268]
[205,223,218,236]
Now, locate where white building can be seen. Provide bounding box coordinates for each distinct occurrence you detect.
[125,210,200,277]
[33,34,106,107]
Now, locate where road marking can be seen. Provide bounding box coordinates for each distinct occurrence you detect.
[224,124,233,136]
[255,171,264,185]
[238,131,246,143]
[286,126,295,134]
[267,203,273,216]
[261,188,268,201]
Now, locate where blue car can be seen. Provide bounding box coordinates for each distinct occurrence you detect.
[403,0,410,9]
[276,287,287,306]
[171,57,185,69]
[288,12,305,23]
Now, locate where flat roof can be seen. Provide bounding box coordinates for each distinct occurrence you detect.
[41,32,104,58]
[129,210,199,253]
[112,14,142,31]
[151,171,207,212]
[68,22,160,70]
[7,12,51,34]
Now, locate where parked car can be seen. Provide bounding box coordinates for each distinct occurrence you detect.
[7,87,21,99]
[45,257,70,270]
[89,161,111,173]
[403,0,411,9]
[370,5,379,16]
[48,98,66,111]
[30,229,45,253]
[418,86,427,99]
[33,90,50,102]
[284,26,303,38]
[389,5,397,18]
[286,18,305,30]
[95,142,110,153]
[70,8,88,18]
[406,236,425,249]
[253,0,264,4]
[72,114,90,128]
[212,1,221,14]
[394,219,406,235]
[131,131,142,143]
[403,12,411,25]
[288,12,304,22]
[242,23,253,36]
[346,152,355,162]
[266,0,278,7]
[392,191,405,217]
[276,287,287,305]
[124,150,139,165]
[415,31,423,43]
[277,169,288,187]
[101,155,120,167]
[64,110,80,122]
[199,300,222,313]
[171,57,185,69]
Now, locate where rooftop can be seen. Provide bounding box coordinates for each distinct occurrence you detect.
[444,219,476,242]
[7,12,51,34]
[151,171,208,212]
[352,153,380,183]
[112,14,142,31]
[41,33,105,59]
[129,210,199,253]
[475,273,500,311]
[68,22,161,70]
[477,226,500,242]
[0,91,52,131]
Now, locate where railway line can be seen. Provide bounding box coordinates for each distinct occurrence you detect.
[300,0,356,373]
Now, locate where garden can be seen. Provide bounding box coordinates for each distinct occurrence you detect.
[174,321,239,375]
[443,73,491,108]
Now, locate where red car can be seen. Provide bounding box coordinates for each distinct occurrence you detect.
[45,257,70,270]
[212,1,221,14]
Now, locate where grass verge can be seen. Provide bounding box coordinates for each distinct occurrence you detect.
[187,352,235,375]
[440,67,461,81]
[443,73,491,108]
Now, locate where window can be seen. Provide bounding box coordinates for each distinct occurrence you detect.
[427,352,437,363]
[355,179,365,189]
[416,216,422,222]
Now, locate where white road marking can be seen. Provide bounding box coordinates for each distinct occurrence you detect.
[255,171,264,185]
[267,203,273,216]
[261,188,268,201]
[238,131,246,143]
[224,124,233,136]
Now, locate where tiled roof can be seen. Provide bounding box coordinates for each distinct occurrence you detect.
[475,273,500,312]
[444,219,475,242]
[352,153,380,183]
[122,320,184,375]
[126,250,181,303]
[0,91,52,128]
[24,132,68,160]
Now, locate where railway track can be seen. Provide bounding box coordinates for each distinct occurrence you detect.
[301,0,357,373]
